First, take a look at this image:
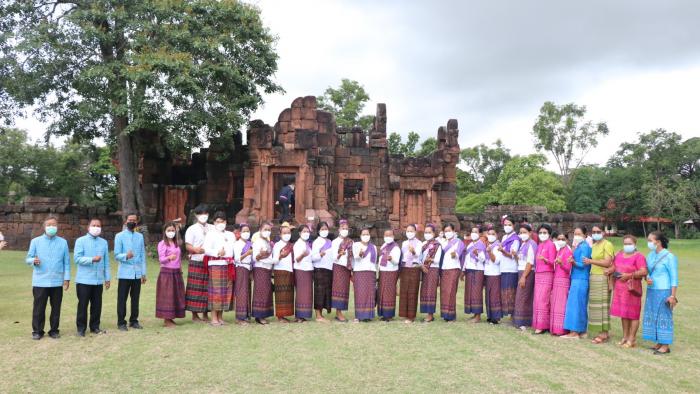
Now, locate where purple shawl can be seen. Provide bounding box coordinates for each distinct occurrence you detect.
[444,238,467,269]
[362,243,377,264]
[467,239,487,263]
[501,232,520,254]
[380,242,397,267]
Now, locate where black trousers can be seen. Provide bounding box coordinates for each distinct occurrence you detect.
[117,279,141,326]
[32,286,63,336]
[76,283,103,332]
[280,202,290,222]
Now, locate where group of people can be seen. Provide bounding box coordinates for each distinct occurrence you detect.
[25,206,679,355]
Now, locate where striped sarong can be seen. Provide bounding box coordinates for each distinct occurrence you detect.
[550,276,570,335]
[274,270,295,318]
[377,270,399,319]
[155,267,186,319]
[532,271,553,330]
[642,288,674,345]
[500,272,518,317]
[354,271,376,320]
[485,275,502,321]
[234,266,251,321]
[420,267,439,314]
[399,267,421,319]
[587,274,611,335]
[313,268,333,313]
[563,277,589,333]
[331,264,351,310]
[295,270,313,319]
[513,270,534,327]
[185,259,209,312]
[252,268,273,319]
[464,269,484,314]
[440,269,460,321]
[207,265,233,311]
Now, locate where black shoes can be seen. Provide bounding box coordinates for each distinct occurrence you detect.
[91,329,107,334]
[48,332,60,339]
[129,322,143,329]
[31,333,43,340]
[118,324,128,331]
[77,330,86,337]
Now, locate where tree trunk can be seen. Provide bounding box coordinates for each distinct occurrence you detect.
[116,118,144,217]
[674,223,680,239]
[642,221,647,238]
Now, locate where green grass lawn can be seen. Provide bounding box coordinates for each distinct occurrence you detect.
[1,237,698,393]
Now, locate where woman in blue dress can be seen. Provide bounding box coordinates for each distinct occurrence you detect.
[642,231,679,355]
[562,226,592,338]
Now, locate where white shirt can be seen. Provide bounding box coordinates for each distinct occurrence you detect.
[185,223,214,261]
[253,238,274,270]
[331,236,351,267]
[352,242,377,272]
[441,239,463,270]
[293,239,314,271]
[311,236,334,270]
[378,243,401,272]
[464,242,486,271]
[484,243,502,276]
[202,230,235,266]
[517,242,535,271]
[420,241,442,268]
[272,240,294,272]
[233,239,253,270]
[500,235,520,273]
[401,239,423,267]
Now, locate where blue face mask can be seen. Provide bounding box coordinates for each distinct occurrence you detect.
[45,226,58,237]
[591,233,603,242]
[623,245,635,254]
[647,241,656,250]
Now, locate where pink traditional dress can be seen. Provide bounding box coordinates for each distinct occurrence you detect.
[532,239,556,331]
[550,245,572,335]
[610,251,646,320]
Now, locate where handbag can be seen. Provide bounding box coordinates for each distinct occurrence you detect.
[627,278,642,297]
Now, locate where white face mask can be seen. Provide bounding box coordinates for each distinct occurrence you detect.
[166,231,176,239]
[405,231,416,240]
[281,233,291,242]
[424,233,434,241]
[519,233,529,242]
[319,230,329,238]
[300,232,310,241]
[554,240,567,250]
[573,235,584,244]
[470,233,479,241]
[215,223,226,232]
[261,230,271,239]
[539,233,550,241]
[384,236,394,244]
[339,229,349,238]
[89,226,102,237]
[503,225,513,234]
[591,233,604,242]
[444,231,455,239]
[487,235,497,243]
[361,234,371,243]
[240,231,250,240]
[197,214,209,224]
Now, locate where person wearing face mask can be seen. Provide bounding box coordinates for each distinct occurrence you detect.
[115,213,147,331]
[484,226,503,324]
[439,223,465,322]
[293,225,315,322]
[352,227,378,322]
[419,223,443,323]
[582,224,614,344]
[532,224,556,334]
[563,227,593,338]
[26,216,70,340]
[377,229,401,322]
[311,222,334,322]
[74,218,110,337]
[155,221,185,328]
[271,223,295,323]
[464,226,486,323]
[550,232,572,336]
[610,235,648,348]
[513,224,537,329]
[252,221,275,324]
[498,216,520,319]
[202,212,235,326]
[642,231,678,355]
[184,204,213,322]
[233,223,253,324]
[399,224,422,323]
[330,219,353,322]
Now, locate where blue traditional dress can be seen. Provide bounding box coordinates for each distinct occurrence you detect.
[563,241,592,333]
[642,249,678,345]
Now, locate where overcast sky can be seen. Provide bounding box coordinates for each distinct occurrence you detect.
[16,0,700,166]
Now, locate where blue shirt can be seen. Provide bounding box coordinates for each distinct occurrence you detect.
[25,234,70,287]
[646,249,678,290]
[74,234,111,285]
[114,230,147,279]
[570,241,592,280]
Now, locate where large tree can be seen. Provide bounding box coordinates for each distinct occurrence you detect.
[532,101,609,185]
[317,79,374,130]
[459,140,511,193]
[0,1,281,216]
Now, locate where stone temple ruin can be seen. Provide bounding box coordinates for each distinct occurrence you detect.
[139,96,461,238]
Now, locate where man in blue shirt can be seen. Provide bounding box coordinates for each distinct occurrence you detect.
[25,216,70,340]
[276,182,295,223]
[74,218,111,337]
[114,213,147,331]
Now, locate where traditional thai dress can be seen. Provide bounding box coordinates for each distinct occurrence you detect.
[532,239,556,331]
[293,238,314,320]
[311,235,334,313]
[563,241,592,333]
[330,236,353,310]
[377,241,401,319]
[352,242,377,320]
[155,240,185,320]
[399,238,423,319]
[252,237,274,319]
[484,241,502,322]
[419,239,442,314]
[550,245,572,335]
[202,229,235,311]
[439,238,466,321]
[499,233,520,317]
[233,238,253,321]
[588,239,614,336]
[610,251,646,320]
[642,249,678,345]
[513,239,536,327]
[184,223,214,313]
[464,239,486,314]
[272,239,295,318]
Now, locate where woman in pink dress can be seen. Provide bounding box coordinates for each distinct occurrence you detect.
[550,232,572,336]
[610,234,648,348]
[532,224,556,334]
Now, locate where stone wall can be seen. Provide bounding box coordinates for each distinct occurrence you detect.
[458,205,602,235]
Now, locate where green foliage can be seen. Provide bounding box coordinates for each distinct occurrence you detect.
[455,192,495,214]
[317,79,374,130]
[566,166,607,213]
[489,154,566,212]
[415,137,438,157]
[388,132,437,157]
[459,140,511,193]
